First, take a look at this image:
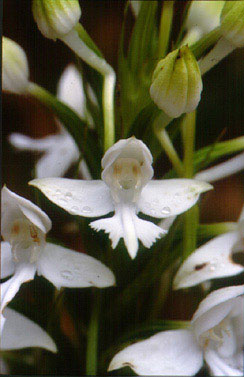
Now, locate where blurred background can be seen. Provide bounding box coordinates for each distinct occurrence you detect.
[2,1,244,375]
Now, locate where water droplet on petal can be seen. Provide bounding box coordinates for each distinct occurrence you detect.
[56,189,61,195]
[60,270,73,280]
[71,206,79,212]
[161,206,171,215]
[65,192,73,199]
[82,206,92,214]
[59,198,67,203]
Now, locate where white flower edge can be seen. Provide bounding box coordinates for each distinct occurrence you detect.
[1,307,57,352]
[108,285,244,376]
[195,152,244,183]
[108,329,203,376]
[8,64,92,179]
[173,231,244,290]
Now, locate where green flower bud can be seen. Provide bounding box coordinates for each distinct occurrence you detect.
[220,1,244,47]
[2,37,29,94]
[150,46,202,118]
[32,0,81,40]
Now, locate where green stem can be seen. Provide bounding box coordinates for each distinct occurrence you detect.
[61,26,115,151]
[181,111,198,259]
[198,222,237,238]
[190,26,222,60]
[158,1,174,58]
[199,37,235,75]
[182,111,196,177]
[86,291,100,376]
[154,118,184,176]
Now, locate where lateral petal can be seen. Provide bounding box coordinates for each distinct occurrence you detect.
[1,308,57,352]
[192,285,244,339]
[35,136,79,178]
[173,232,244,289]
[1,186,51,238]
[138,179,212,218]
[29,178,114,217]
[108,329,203,376]
[1,242,15,280]
[37,242,115,289]
[205,349,243,376]
[1,263,36,315]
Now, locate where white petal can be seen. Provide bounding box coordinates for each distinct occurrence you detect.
[195,152,244,182]
[192,285,244,339]
[1,242,15,279]
[1,263,36,314]
[8,133,58,151]
[36,136,79,178]
[138,179,212,218]
[1,308,57,352]
[173,232,244,290]
[57,64,86,118]
[102,137,153,189]
[108,329,203,376]
[78,159,92,180]
[1,186,51,239]
[37,242,115,289]
[29,178,114,217]
[159,215,177,232]
[90,204,165,259]
[205,349,243,376]
[238,204,244,222]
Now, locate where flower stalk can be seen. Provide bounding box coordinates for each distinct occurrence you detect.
[86,290,101,376]
[158,1,174,58]
[61,26,115,151]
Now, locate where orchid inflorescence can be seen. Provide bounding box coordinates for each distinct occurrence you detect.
[2,1,244,376]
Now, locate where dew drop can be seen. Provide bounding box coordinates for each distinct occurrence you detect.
[65,192,73,199]
[82,206,92,214]
[60,270,73,280]
[56,189,61,195]
[161,206,171,215]
[59,198,67,203]
[71,206,79,212]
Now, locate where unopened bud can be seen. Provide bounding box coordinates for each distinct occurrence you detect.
[150,46,202,118]
[2,37,29,94]
[220,1,244,48]
[32,0,81,40]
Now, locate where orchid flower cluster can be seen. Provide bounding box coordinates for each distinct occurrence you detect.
[2,0,244,376]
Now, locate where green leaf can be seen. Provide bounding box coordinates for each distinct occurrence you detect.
[118,320,190,344]
[28,83,102,178]
[164,136,244,178]
[118,1,159,132]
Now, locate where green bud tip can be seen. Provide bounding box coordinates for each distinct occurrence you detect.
[32,0,81,40]
[2,37,29,94]
[150,46,203,118]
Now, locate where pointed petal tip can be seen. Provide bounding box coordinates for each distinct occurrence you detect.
[194,180,213,193]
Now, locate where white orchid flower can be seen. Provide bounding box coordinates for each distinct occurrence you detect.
[0,186,115,328]
[173,205,244,290]
[183,1,225,45]
[29,137,212,258]
[9,64,92,179]
[1,307,57,352]
[108,285,244,376]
